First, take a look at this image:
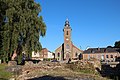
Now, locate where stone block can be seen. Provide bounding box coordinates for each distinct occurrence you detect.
[25,61,33,66]
[8,61,17,66]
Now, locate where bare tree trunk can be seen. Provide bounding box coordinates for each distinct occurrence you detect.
[11,50,17,60]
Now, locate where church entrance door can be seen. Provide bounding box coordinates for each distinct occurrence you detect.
[66,52,70,61]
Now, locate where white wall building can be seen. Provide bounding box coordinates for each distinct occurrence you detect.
[32,51,40,60]
[47,51,54,59]
[32,48,54,60]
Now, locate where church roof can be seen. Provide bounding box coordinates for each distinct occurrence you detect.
[72,44,83,52]
[55,43,64,51]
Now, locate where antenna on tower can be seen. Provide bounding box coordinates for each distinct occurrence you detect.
[66,18,69,21]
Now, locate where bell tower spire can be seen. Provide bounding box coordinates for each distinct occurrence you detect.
[65,18,70,26]
[64,18,71,29]
[63,18,72,61]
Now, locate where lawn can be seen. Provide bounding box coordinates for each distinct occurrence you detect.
[0,64,12,80]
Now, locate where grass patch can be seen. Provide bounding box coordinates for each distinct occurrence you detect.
[0,64,12,79]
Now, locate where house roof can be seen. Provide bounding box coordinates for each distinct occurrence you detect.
[83,48,120,54]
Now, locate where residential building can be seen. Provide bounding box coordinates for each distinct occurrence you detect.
[32,48,54,61]
[83,48,120,62]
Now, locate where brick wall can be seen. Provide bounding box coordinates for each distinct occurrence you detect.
[83,52,119,61]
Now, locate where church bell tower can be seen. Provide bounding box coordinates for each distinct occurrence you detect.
[63,19,72,60]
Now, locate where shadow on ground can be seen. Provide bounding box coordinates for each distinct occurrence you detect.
[28,75,66,80]
[0,78,8,80]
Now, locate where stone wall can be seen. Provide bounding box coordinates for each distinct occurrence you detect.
[22,60,100,74]
[7,60,101,80]
[6,61,22,78]
[22,61,63,74]
[72,45,83,59]
[55,45,62,61]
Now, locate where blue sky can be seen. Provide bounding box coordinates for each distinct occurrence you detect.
[35,0,120,52]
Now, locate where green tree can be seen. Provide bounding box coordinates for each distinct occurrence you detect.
[114,41,120,48]
[0,0,9,62]
[0,0,46,63]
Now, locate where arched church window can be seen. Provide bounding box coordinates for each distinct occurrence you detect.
[66,44,70,49]
[75,52,78,57]
[58,53,60,57]
[66,31,68,35]
[110,55,113,58]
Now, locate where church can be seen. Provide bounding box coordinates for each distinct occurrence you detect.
[55,19,83,61]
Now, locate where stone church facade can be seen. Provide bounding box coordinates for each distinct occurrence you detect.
[55,19,83,61]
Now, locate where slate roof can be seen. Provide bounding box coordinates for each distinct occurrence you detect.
[83,48,120,54]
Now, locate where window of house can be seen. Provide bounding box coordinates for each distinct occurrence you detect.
[58,53,60,57]
[66,31,68,35]
[106,55,109,58]
[110,55,113,58]
[79,53,82,60]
